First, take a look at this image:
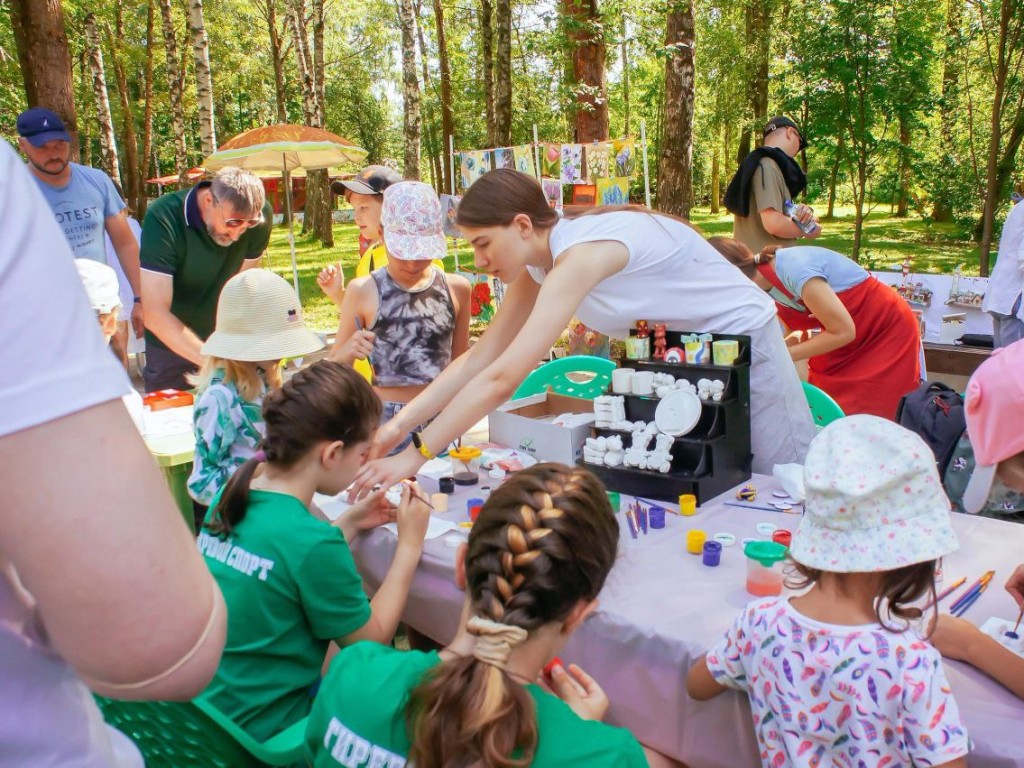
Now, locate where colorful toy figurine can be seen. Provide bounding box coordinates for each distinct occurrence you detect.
[736,484,757,502]
[653,323,667,359]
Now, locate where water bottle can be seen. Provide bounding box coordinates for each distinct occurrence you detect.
[784,199,819,235]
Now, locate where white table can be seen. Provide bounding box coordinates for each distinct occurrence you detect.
[348,472,1024,767]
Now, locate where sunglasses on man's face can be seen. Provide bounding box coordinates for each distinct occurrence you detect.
[212,196,263,228]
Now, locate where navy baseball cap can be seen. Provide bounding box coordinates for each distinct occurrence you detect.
[17,107,72,147]
[763,115,807,151]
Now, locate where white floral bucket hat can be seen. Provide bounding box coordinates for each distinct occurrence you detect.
[202,269,325,362]
[381,181,447,262]
[790,414,960,573]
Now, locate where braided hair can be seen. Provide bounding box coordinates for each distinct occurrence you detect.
[205,360,381,537]
[406,463,619,768]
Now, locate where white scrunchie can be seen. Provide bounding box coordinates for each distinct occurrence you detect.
[467,615,528,670]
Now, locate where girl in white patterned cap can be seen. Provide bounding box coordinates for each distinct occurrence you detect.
[688,416,968,768]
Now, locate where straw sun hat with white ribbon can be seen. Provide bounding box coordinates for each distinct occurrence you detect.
[201,269,324,361]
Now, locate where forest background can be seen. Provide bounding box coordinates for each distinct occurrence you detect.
[3,0,1023,311]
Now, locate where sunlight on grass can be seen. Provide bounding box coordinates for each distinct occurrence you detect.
[271,206,981,330]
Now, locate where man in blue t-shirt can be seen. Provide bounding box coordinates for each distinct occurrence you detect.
[17,108,143,340]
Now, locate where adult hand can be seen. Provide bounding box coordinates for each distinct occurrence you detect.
[930,614,985,663]
[332,329,375,364]
[351,445,425,500]
[338,488,395,533]
[1006,564,1024,609]
[367,419,407,462]
[131,302,145,338]
[395,481,431,549]
[547,662,609,722]
[794,204,822,239]
[316,262,346,306]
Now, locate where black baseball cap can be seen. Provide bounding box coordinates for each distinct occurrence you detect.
[17,107,72,147]
[331,165,402,196]
[763,116,807,151]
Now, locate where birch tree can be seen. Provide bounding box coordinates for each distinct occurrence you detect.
[159,0,189,182]
[188,0,217,156]
[83,12,121,188]
[397,0,421,178]
[658,0,695,217]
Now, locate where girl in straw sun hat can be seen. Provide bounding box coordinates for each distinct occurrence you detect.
[187,268,325,522]
[689,415,970,768]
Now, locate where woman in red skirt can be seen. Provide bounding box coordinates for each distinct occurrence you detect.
[709,239,921,419]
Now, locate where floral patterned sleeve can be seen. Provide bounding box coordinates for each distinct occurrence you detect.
[704,606,753,691]
[188,386,239,505]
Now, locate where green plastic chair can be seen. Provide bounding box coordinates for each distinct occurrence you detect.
[95,695,307,767]
[802,382,845,427]
[512,355,617,400]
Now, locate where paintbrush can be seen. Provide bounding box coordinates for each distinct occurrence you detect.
[952,587,985,618]
[1009,607,1024,640]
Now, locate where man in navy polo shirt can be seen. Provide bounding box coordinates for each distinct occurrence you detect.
[17,107,144,341]
[139,167,273,391]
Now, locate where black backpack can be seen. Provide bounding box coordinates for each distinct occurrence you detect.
[895,382,967,475]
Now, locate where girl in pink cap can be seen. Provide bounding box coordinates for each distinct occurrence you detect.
[328,181,471,454]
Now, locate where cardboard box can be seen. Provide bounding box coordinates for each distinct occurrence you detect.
[143,389,195,411]
[488,393,595,465]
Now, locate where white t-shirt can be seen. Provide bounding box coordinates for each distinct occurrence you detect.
[0,143,140,766]
[528,212,776,339]
[983,200,1024,318]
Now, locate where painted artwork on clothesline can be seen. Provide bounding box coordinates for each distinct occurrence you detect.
[586,142,610,180]
[541,144,561,179]
[560,144,583,185]
[492,147,515,170]
[596,177,630,206]
[459,150,491,190]
[541,177,563,208]
[439,194,462,238]
[612,139,636,178]
[513,144,536,176]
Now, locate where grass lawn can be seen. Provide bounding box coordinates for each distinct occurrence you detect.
[265,204,982,332]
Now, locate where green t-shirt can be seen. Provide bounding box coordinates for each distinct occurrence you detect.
[140,181,274,351]
[198,489,371,741]
[305,643,649,767]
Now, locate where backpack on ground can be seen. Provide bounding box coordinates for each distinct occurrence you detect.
[895,381,966,476]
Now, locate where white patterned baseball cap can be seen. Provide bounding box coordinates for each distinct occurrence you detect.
[75,259,122,314]
[790,415,959,572]
[381,181,447,262]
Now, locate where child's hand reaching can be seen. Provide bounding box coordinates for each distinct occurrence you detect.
[333,330,376,364]
[930,614,986,662]
[341,488,397,532]
[545,662,609,722]
[316,262,346,307]
[1006,564,1024,609]
[395,482,431,550]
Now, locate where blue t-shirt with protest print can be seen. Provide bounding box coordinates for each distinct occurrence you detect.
[31,162,125,263]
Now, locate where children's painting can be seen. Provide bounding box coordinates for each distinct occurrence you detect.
[586,142,610,180]
[541,177,563,208]
[541,144,561,179]
[612,139,636,177]
[492,147,515,170]
[439,194,461,238]
[459,150,491,190]
[513,144,536,176]
[596,177,630,206]
[560,144,583,185]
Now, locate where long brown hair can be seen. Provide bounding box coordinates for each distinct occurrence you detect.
[786,559,938,633]
[706,236,776,279]
[405,463,619,768]
[205,361,381,537]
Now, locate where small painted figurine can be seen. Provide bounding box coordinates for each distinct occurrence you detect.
[636,320,650,338]
[653,323,667,359]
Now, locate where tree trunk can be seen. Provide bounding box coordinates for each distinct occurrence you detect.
[310,0,332,245]
[288,0,317,126]
[564,0,608,143]
[434,0,455,192]
[105,18,142,214]
[10,0,79,158]
[825,133,844,220]
[480,0,496,145]
[710,140,720,213]
[188,0,216,156]
[159,0,189,183]
[896,114,910,217]
[398,0,422,178]
[494,0,512,145]
[657,0,695,218]
[83,13,121,189]
[621,12,630,136]
[736,0,771,165]
[851,157,868,262]
[414,1,443,191]
[77,50,92,167]
[140,0,155,216]
[265,0,288,123]
[932,0,963,222]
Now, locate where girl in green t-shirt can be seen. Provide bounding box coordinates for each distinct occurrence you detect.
[199,360,430,740]
[306,463,653,767]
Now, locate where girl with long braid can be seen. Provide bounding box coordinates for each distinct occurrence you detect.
[305,463,651,767]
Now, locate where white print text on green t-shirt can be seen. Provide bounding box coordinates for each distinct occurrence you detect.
[323,718,406,767]
[197,531,275,581]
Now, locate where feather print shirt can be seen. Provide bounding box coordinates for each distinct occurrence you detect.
[705,597,969,768]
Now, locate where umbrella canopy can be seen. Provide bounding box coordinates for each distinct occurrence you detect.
[202,124,367,172]
[145,167,206,185]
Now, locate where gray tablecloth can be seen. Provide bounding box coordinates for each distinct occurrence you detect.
[347,473,1024,767]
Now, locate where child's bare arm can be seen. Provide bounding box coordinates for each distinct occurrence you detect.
[447,273,473,359]
[686,654,728,701]
[932,615,1024,700]
[329,277,376,365]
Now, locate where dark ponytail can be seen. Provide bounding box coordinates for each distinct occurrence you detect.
[707,236,775,279]
[405,463,619,767]
[205,361,381,537]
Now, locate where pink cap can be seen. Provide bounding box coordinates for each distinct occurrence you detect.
[381,181,447,261]
[962,340,1024,513]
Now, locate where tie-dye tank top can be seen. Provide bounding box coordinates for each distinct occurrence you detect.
[368,266,456,387]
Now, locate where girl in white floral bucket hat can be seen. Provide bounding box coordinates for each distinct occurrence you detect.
[689,415,969,768]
